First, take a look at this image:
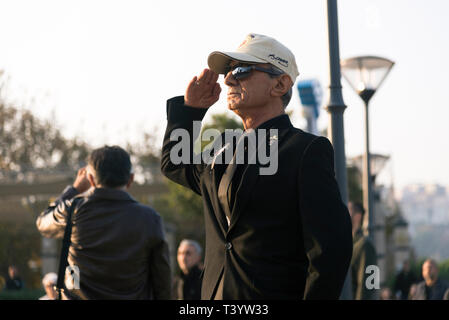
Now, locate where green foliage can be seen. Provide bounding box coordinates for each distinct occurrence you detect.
[0,222,43,290]
[347,165,363,204]
[201,113,243,132]
[153,179,205,247]
[0,288,45,300]
[127,132,163,184]
[439,259,449,282]
[0,100,91,179]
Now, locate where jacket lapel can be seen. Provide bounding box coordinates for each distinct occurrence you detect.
[227,161,259,231]
[228,118,293,232]
[210,163,230,235]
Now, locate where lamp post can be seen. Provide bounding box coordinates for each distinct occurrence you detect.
[341,56,394,240]
[325,0,352,300]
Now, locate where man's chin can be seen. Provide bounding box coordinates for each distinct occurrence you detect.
[227,103,242,111]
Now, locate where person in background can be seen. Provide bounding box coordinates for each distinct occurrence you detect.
[36,145,171,299]
[5,265,24,290]
[39,272,58,300]
[380,287,394,300]
[408,283,418,300]
[393,260,417,300]
[348,201,378,300]
[412,259,449,300]
[173,239,203,300]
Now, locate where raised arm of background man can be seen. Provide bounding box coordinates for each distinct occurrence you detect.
[36,168,90,238]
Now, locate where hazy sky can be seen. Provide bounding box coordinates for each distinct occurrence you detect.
[0,0,448,190]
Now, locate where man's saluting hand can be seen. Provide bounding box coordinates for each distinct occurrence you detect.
[185,68,221,108]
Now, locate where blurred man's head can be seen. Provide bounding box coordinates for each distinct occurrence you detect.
[177,239,202,275]
[86,146,134,189]
[380,287,393,300]
[348,201,365,234]
[42,272,58,300]
[8,265,19,278]
[422,259,439,285]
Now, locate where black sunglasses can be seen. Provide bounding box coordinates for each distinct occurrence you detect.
[226,65,284,80]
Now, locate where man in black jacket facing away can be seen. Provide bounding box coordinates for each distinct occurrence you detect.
[37,146,171,299]
[161,33,352,299]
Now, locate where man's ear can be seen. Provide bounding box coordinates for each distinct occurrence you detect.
[126,173,134,189]
[87,172,96,188]
[271,74,293,97]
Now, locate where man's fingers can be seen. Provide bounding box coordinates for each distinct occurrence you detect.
[207,70,215,85]
[187,76,198,90]
[197,69,218,85]
[211,72,219,84]
[186,69,221,108]
[198,69,208,83]
[205,69,219,85]
[212,83,221,98]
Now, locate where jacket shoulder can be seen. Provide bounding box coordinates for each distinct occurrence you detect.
[286,128,333,157]
[288,128,330,146]
[132,202,162,221]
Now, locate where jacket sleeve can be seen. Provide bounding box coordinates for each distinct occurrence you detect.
[36,186,80,239]
[298,136,353,300]
[160,96,209,195]
[149,215,172,300]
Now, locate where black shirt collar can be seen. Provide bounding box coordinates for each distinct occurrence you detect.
[253,114,292,130]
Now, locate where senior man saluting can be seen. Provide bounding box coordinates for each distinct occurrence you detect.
[161,33,352,300]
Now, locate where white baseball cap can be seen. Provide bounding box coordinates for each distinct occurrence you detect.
[208,33,299,82]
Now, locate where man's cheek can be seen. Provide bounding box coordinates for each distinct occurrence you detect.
[228,95,242,107]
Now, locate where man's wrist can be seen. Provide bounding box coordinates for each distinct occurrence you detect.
[167,96,208,122]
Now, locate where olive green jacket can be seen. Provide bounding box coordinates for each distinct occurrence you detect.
[351,229,378,300]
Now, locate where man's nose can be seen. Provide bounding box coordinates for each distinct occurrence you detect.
[224,71,238,87]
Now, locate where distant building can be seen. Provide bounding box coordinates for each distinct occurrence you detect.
[397,183,449,229]
[396,183,449,261]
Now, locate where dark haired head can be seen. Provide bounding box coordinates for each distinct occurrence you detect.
[88,146,132,188]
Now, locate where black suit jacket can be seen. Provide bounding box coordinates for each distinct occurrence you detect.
[161,96,353,300]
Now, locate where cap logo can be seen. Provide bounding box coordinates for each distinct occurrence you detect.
[238,40,247,48]
[268,54,288,67]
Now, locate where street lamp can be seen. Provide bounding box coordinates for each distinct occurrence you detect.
[341,56,394,240]
[350,153,390,186]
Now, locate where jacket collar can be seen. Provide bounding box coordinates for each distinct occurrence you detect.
[254,113,292,131]
[88,187,137,202]
[180,265,202,280]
